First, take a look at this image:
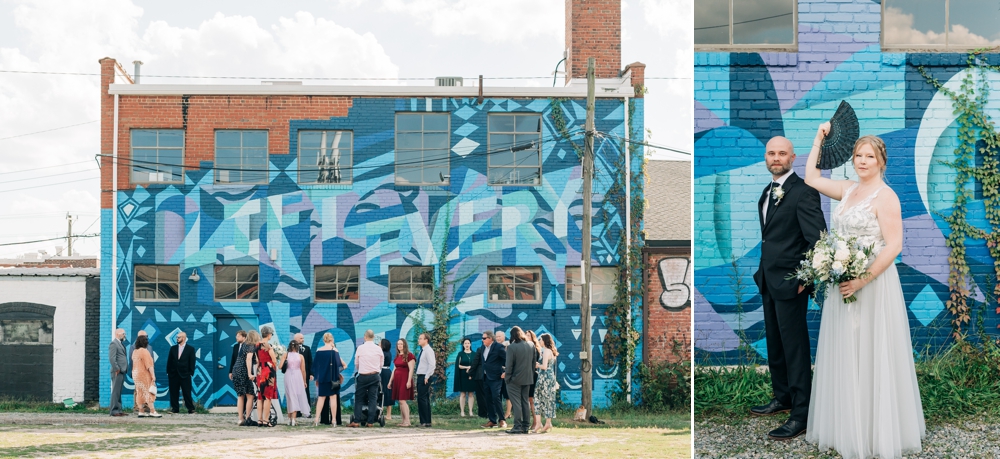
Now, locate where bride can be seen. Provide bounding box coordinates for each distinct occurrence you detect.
[803,122,925,458]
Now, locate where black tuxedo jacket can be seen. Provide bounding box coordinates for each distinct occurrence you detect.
[753,172,826,301]
[474,342,506,381]
[167,343,196,378]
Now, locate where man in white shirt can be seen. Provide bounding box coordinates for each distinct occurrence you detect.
[349,329,383,427]
[414,332,436,427]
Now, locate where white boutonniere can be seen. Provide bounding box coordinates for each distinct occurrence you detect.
[772,185,785,206]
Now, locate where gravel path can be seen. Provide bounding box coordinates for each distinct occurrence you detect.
[695,416,1000,458]
[0,412,689,458]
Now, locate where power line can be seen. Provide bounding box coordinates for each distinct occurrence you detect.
[0,160,93,176]
[595,130,691,155]
[0,120,97,141]
[0,233,99,247]
[0,176,98,194]
[695,12,794,31]
[0,168,98,185]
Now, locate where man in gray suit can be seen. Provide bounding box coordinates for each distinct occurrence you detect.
[503,326,534,434]
[108,328,129,416]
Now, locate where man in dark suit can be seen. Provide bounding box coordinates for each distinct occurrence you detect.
[503,326,535,434]
[476,330,507,429]
[167,331,197,413]
[751,136,826,441]
[470,344,488,418]
[282,333,313,418]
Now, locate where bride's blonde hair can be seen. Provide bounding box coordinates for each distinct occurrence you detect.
[853,135,887,178]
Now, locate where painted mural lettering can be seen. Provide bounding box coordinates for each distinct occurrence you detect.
[658,257,691,311]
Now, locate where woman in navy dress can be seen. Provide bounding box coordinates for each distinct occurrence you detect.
[313,332,344,427]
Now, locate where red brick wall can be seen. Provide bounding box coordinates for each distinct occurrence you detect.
[565,0,622,82]
[99,58,353,209]
[643,247,692,364]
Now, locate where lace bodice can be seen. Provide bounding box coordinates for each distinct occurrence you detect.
[832,183,886,254]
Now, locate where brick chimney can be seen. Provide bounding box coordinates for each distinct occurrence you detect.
[565,0,622,83]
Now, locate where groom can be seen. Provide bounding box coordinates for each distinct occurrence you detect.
[751,136,826,440]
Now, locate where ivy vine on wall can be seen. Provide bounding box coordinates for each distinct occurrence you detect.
[919,49,1000,339]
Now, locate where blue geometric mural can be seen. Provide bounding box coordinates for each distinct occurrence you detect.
[101,96,645,408]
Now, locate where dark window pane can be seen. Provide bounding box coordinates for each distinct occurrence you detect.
[215,282,237,300]
[491,116,515,133]
[159,131,184,147]
[216,131,242,148]
[135,266,157,283]
[412,285,432,302]
[135,283,157,299]
[236,283,258,300]
[414,267,434,284]
[423,114,449,132]
[215,266,237,283]
[340,267,359,283]
[158,266,179,282]
[316,266,336,284]
[132,130,158,147]
[157,283,179,300]
[316,285,338,301]
[236,267,258,283]
[343,284,359,300]
[397,115,422,132]
[514,284,536,301]
[733,0,795,45]
[694,0,730,44]
[515,115,541,133]
[389,267,410,283]
[884,0,946,46]
[389,285,411,301]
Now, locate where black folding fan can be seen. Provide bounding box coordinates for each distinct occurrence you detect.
[818,100,860,170]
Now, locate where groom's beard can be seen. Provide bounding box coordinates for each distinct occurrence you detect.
[768,163,791,176]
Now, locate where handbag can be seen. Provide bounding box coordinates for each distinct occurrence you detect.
[147,384,157,395]
[328,355,342,392]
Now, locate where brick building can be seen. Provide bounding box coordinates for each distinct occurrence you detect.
[694,0,999,363]
[643,160,691,364]
[99,1,648,409]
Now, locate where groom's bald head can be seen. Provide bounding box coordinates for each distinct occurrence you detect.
[765,136,795,178]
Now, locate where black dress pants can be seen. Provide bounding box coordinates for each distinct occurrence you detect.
[416,376,432,425]
[169,374,195,412]
[760,281,812,422]
[354,373,380,426]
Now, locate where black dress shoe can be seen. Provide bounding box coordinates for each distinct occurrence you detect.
[750,399,791,417]
[505,429,526,434]
[768,419,807,441]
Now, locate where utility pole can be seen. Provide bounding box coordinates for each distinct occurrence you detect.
[580,57,595,419]
[66,213,76,256]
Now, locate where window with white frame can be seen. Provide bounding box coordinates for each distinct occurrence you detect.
[488,114,542,186]
[388,266,434,303]
[695,0,795,47]
[215,130,268,184]
[488,267,542,303]
[395,113,450,185]
[299,130,352,184]
[883,0,1000,50]
[214,266,259,301]
[134,265,180,301]
[131,129,184,183]
[315,266,360,302]
[565,266,618,304]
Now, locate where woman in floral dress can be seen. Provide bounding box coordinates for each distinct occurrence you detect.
[131,335,162,418]
[532,333,558,433]
[254,326,279,427]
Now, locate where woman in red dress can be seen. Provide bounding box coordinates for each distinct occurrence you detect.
[255,326,279,427]
[388,338,416,427]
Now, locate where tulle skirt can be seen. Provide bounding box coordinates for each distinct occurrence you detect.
[806,264,925,459]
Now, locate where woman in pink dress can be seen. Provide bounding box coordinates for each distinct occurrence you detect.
[278,341,310,425]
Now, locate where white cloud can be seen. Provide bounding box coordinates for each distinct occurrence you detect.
[884,6,1000,47]
[378,0,563,43]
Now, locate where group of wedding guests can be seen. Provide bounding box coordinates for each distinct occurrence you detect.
[109,324,557,434]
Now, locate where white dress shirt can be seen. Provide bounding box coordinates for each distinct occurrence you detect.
[416,344,436,377]
[354,340,383,375]
[763,169,794,224]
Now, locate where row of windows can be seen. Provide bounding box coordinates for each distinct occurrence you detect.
[695,0,994,50]
[134,265,618,304]
[130,113,543,187]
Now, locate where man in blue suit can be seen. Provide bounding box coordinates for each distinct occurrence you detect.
[476,330,507,429]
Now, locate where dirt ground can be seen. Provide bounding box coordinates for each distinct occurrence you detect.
[0,412,690,458]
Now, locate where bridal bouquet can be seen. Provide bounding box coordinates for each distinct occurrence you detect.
[789,230,874,304]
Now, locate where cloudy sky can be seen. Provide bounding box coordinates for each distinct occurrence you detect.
[0,0,693,259]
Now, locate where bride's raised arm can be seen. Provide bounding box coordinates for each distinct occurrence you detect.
[804,122,853,200]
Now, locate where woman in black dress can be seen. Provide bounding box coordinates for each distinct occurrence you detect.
[233,331,256,426]
[313,332,344,427]
[454,337,477,417]
[380,338,395,421]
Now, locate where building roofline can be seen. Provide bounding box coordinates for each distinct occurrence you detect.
[0,268,100,277]
[107,74,635,99]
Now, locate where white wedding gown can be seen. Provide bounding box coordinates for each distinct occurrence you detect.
[806,184,925,459]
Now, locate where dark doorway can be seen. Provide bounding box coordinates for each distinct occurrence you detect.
[212,314,258,406]
[0,303,56,401]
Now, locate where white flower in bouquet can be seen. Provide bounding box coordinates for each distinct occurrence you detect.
[788,229,876,305]
[812,253,826,270]
[272,343,286,359]
[831,261,844,275]
[836,240,848,252]
[834,248,850,262]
